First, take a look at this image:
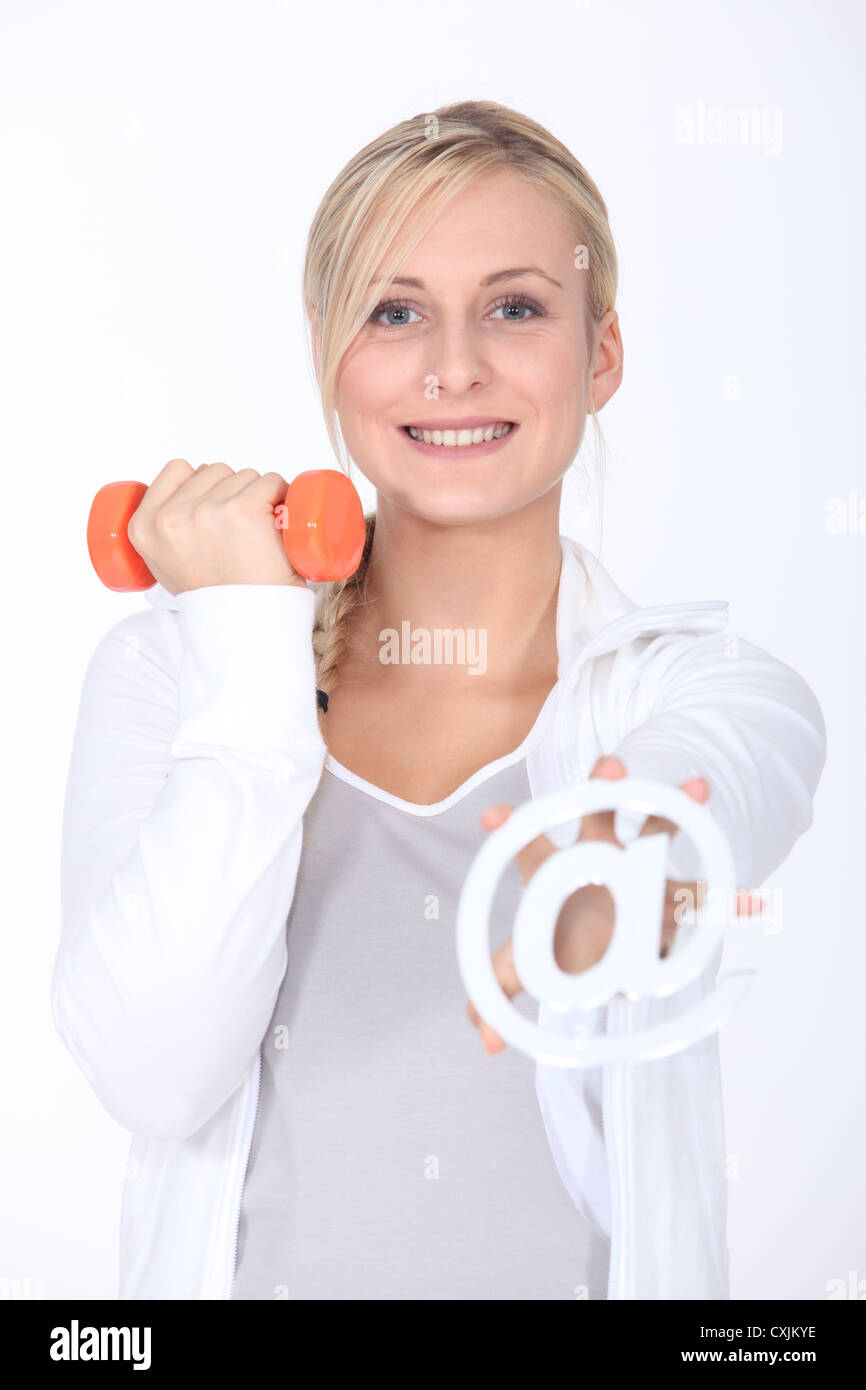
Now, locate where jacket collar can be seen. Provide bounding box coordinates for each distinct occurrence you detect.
[552,536,730,787]
[143,535,730,664]
[144,581,181,611]
[555,536,637,674]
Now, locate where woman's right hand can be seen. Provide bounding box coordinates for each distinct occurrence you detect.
[127,458,309,596]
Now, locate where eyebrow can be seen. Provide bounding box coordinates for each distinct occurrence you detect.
[370,266,564,291]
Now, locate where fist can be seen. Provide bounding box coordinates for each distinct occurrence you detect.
[126,458,308,595]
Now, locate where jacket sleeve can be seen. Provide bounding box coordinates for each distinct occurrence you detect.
[533,625,826,1262]
[603,628,827,889]
[50,584,327,1142]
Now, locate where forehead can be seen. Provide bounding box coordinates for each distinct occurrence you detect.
[376,170,576,287]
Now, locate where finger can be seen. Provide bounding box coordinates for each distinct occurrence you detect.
[662,878,700,955]
[136,458,197,513]
[465,998,508,1054]
[238,470,293,507]
[577,755,628,844]
[184,467,289,511]
[479,804,559,885]
[668,879,701,924]
[661,882,765,963]
[464,913,522,1056]
[472,804,574,1052]
[592,756,627,778]
[169,461,236,501]
[484,759,627,860]
[465,998,507,1053]
[204,467,264,499]
[638,776,709,838]
[490,938,522,1002]
[734,889,765,917]
[481,1022,506,1053]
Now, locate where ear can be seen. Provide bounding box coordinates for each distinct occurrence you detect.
[589,308,624,412]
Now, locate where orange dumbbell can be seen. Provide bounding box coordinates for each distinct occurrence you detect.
[87,469,366,590]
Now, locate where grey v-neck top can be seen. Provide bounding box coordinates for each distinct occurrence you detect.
[232,690,610,1300]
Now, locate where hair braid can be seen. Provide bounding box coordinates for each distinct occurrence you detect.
[312,512,376,742]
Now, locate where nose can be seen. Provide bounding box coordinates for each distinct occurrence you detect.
[422,316,492,397]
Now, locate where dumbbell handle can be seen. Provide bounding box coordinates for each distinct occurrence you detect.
[87,469,366,590]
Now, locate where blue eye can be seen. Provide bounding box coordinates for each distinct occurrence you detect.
[369,298,421,328]
[489,292,544,321]
[367,290,545,330]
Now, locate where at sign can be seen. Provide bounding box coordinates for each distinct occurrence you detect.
[456,778,753,1067]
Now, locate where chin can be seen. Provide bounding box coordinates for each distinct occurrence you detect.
[393,486,524,527]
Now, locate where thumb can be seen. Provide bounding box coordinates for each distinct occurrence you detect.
[590,755,627,779]
[578,755,628,843]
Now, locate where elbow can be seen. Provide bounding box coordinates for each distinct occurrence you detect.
[789,665,828,796]
[75,1060,218,1142]
[98,1088,213,1142]
[50,981,221,1142]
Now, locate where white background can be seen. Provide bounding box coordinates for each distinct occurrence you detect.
[0,0,862,1299]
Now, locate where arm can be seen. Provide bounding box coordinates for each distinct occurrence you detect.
[533,625,826,1252]
[604,628,827,888]
[51,584,326,1141]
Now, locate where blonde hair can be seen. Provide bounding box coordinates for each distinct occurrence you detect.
[302,99,619,741]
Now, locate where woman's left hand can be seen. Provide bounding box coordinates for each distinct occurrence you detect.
[465,755,762,1054]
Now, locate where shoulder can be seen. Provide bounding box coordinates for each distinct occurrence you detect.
[82,595,184,697]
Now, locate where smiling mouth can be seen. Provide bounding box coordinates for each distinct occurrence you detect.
[402,422,516,446]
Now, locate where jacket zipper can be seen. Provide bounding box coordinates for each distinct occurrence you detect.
[602,997,638,1299]
[224,1046,262,1299]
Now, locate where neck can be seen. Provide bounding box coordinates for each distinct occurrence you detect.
[350,487,563,690]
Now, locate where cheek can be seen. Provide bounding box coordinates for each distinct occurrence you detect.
[336,376,408,476]
[338,357,419,434]
[514,339,587,403]
[528,375,586,444]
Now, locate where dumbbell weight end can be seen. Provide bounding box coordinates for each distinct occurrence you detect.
[277,469,366,583]
[87,481,155,592]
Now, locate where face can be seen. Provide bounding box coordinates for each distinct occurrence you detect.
[330,169,622,526]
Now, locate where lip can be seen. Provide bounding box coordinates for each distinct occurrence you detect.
[399,422,519,459]
[401,417,516,430]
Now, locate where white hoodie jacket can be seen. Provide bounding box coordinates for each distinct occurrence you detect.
[51,536,826,1300]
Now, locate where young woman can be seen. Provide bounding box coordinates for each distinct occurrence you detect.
[52,100,826,1301]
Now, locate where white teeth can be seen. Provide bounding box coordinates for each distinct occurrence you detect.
[406,422,514,445]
